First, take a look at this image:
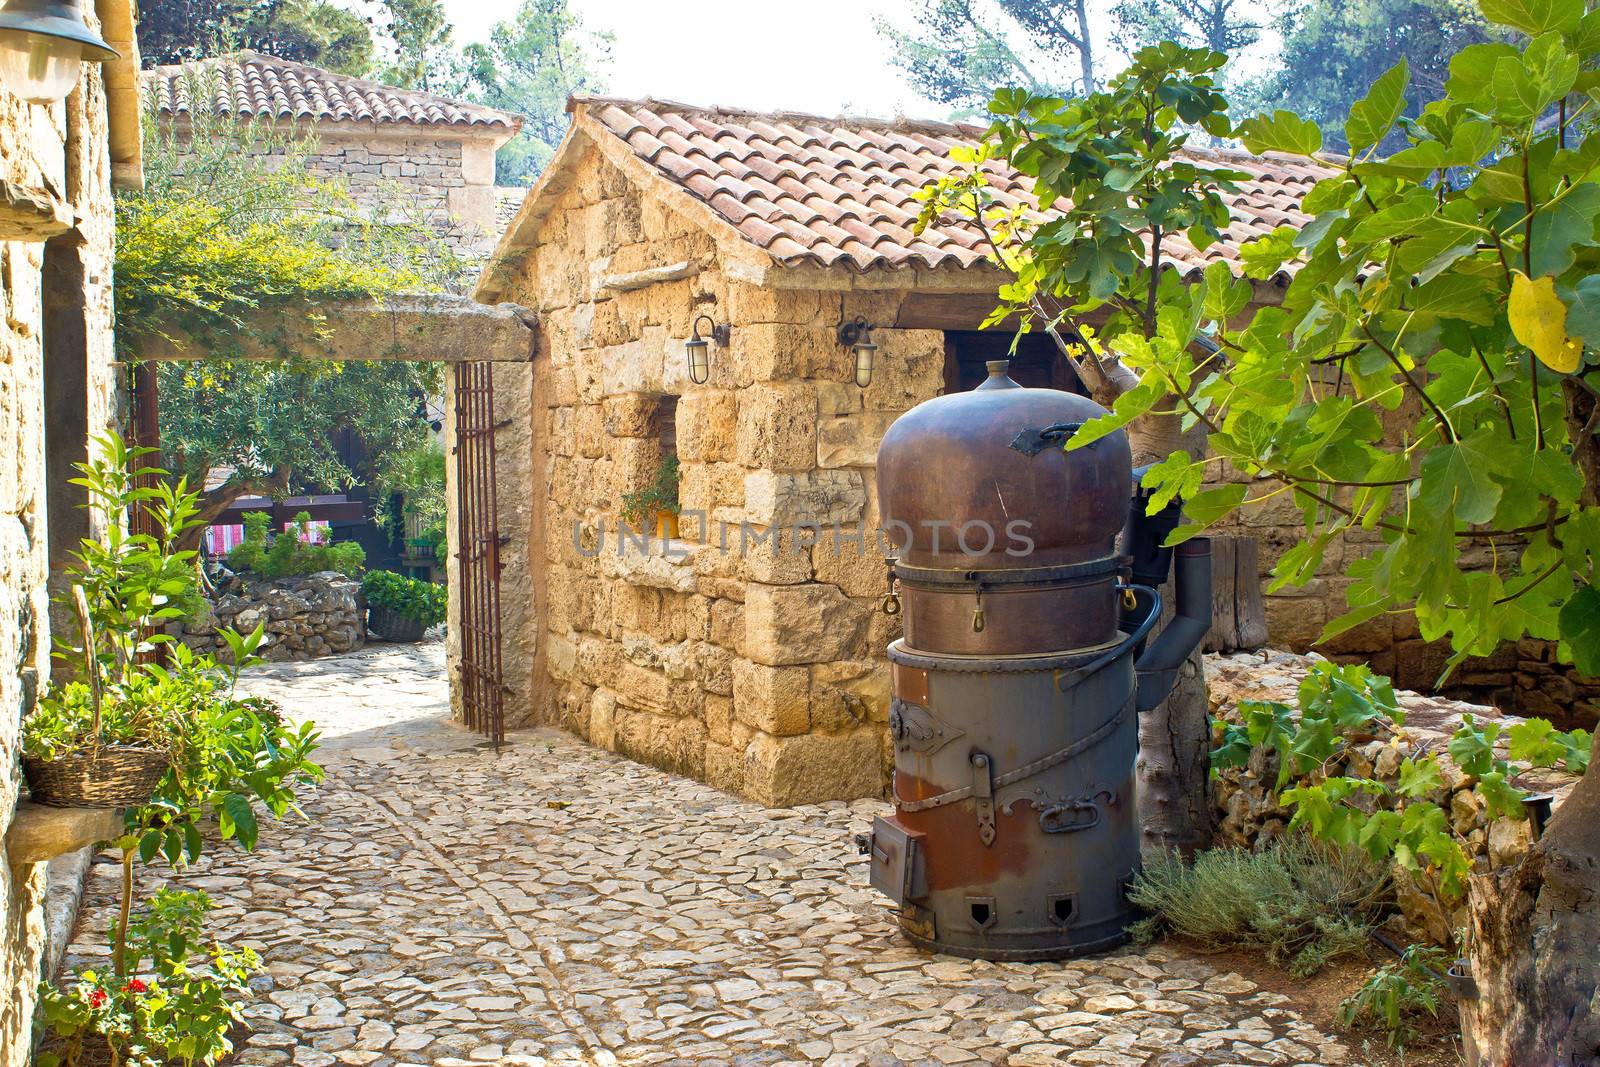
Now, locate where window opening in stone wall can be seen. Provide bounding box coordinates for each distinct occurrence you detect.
[942,330,1086,395]
[623,395,680,540]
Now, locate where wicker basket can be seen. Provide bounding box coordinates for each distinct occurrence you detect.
[24,746,171,808]
[22,586,171,808]
[368,605,426,643]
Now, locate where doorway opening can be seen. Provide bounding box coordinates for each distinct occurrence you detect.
[942,330,1087,395]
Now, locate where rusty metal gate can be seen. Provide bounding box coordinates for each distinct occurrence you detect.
[452,362,506,746]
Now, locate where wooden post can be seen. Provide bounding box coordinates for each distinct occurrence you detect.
[1203,535,1269,653]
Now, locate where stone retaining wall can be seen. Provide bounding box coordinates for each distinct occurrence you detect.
[181,573,364,662]
[1206,649,1579,943]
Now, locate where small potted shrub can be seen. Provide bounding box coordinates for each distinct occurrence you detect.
[361,569,446,642]
[620,454,680,539]
[22,436,205,808]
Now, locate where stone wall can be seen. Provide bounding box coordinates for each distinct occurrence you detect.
[1206,649,1579,944]
[179,572,364,661]
[167,124,516,264]
[0,36,123,1067]
[1205,464,1600,728]
[481,143,961,805]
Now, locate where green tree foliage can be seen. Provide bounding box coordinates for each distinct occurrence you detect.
[1111,0,1262,57]
[876,0,1067,109]
[1248,0,1491,150]
[136,0,376,73]
[462,0,612,184]
[376,0,462,92]
[877,0,1264,108]
[117,72,454,541]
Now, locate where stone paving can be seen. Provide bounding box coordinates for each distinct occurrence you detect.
[62,641,1354,1067]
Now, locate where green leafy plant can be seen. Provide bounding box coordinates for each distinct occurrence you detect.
[1128,836,1389,976]
[29,434,323,1066]
[373,439,447,549]
[226,510,365,579]
[361,569,447,627]
[936,5,1600,1050]
[1338,945,1450,1048]
[37,890,258,1067]
[1212,662,1590,909]
[619,454,680,528]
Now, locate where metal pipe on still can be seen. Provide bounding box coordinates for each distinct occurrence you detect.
[857,359,1213,961]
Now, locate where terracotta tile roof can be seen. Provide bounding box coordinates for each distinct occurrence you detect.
[145,51,521,132]
[572,96,1336,277]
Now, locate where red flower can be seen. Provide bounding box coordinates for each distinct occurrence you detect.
[124,979,147,994]
[88,989,107,1008]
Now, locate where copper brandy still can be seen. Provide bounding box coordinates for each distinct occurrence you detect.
[858,360,1212,960]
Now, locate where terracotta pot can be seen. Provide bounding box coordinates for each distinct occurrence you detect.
[654,509,679,540]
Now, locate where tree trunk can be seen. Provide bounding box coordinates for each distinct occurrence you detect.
[1138,646,1213,857]
[1072,0,1095,93]
[1465,731,1600,1064]
[174,467,289,553]
[1129,397,1215,858]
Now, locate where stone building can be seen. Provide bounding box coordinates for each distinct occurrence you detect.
[0,0,143,1060]
[143,50,527,262]
[468,96,1339,806]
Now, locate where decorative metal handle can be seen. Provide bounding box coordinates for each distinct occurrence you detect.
[1054,583,1163,694]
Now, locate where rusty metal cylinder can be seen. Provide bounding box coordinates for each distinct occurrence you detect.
[864,358,1149,960]
[880,642,1141,959]
[877,360,1132,657]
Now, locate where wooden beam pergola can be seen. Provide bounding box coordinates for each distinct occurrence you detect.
[125,293,538,364]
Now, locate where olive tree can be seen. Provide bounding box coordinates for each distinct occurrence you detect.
[968,0,1600,1055]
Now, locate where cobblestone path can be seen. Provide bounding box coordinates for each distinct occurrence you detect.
[63,642,1352,1067]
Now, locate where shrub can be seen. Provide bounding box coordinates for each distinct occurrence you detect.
[227,511,364,579]
[1338,945,1449,1049]
[36,889,258,1067]
[1128,837,1388,977]
[361,569,446,627]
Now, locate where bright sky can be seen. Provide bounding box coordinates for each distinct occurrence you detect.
[439,0,953,120]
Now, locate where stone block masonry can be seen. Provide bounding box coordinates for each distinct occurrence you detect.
[476,143,954,805]
[1,15,129,1064]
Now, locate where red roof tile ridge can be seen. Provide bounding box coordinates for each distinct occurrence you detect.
[567,94,986,140]
[146,51,523,130]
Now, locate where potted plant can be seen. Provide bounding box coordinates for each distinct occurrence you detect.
[23,590,173,808]
[22,436,203,808]
[361,569,446,642]
[620,454,681,539]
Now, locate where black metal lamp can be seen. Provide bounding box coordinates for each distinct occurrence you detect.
[0,0,117,103]
[838,316,879,388]
[685,314,728,385]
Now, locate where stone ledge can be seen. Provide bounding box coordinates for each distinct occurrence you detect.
[1,178,73,240]
[6,804,123,867]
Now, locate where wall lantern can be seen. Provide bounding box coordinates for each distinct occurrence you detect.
[685,314,729,385]
[0,0,117,103]
[838,316,879,388]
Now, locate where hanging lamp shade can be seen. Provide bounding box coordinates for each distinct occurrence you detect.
[0,0,117,103]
